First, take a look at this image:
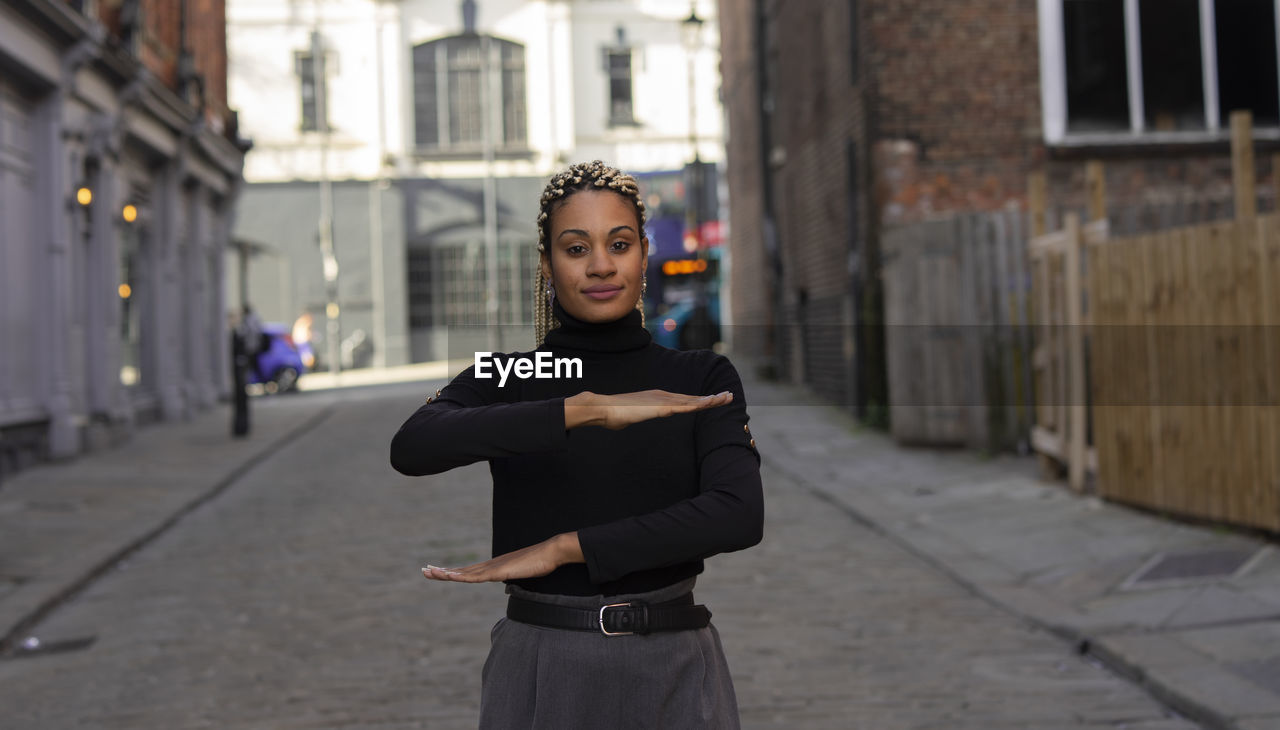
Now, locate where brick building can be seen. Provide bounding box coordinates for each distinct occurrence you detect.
[719,0,1278,423]
[0,0,247,476]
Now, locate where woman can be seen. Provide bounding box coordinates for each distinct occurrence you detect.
[390,160,764,729]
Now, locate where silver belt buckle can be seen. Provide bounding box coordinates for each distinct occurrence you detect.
[599,602,634,636]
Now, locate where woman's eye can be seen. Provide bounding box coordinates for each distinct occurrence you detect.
[566,244,587,255]
[610,240,631,252]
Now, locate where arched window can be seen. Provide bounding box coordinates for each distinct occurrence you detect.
[413,35,528,154]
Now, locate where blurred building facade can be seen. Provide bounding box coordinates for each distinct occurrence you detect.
[719,0,1279,423]
[227,0,724,366]
[0,0,246,475]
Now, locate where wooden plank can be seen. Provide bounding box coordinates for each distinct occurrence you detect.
[1029,171,1047,237]
[1052,252,1067,444]
[1011,209,1036,446]
[1064,213,1087,492]
[1274,154,1280,213]
[962,212,977,445]
[1169,225,1199,521]
[1086,160,1107,223]
[1083,219,1110,246]
[1226,222,1248,525]
[1232,110,1257,221]
[1261,216,1280,528]
[893,225,915,442]
[1232,219,1266,527]
[993,210,1017,450]
[1224,221,1249,524]
[1031,425,1062,462]
[1218,222,1244,524]
[1094,228,1124,501]
[1125,229,1151,510]
[1190,223,1224,522]
[1174,225,1199,518]
[967,212,988,445]
[1033,254,1054,431]
[1029,230,1070,255]
[934,219,965,445]
[977,214,999,449]
[1104,234,1130,494]
[1160,226,1188,519]
[1136,230,1162,511]
[1086,222,1111,494]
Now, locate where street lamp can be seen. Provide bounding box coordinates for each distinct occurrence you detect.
[681,3,713,349]
[681,4,703,164]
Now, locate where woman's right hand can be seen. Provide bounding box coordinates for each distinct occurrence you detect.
[564,390,733,431]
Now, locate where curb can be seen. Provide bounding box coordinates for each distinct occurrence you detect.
[1087,636,1238,730]
[762,452,1229,730]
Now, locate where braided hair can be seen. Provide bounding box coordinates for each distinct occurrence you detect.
[534,160,648,346]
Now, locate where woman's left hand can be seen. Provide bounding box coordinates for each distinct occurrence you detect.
[422,532,584,583]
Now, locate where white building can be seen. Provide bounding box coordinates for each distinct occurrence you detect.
[227,0,724,365]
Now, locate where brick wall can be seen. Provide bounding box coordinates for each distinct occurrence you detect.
[719,0,883,410]
[91,0,232,132]
[861,0,1273,225]
[758,0,882,410]
[867,0,1042,226]
[720,0,1271,422]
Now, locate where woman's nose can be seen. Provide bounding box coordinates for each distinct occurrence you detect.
[585,246,616,276]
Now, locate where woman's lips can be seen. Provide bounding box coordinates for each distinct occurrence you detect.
[582,286,623,300]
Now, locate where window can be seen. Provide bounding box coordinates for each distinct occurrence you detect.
[602,27,637,126]
[1217,0,1280,124]
[407,242,537,329]
[407,249,434,328]
[1043,0,1280,141]
[1139,0,1204,131]
[1062,0,1129,132]
[295,51,324,132]
[412,35,528,153]
[605,49,635,125]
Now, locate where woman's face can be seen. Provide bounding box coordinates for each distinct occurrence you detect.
[542,189,648,323]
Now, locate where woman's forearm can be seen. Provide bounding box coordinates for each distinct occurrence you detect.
[390,399,568,476]
[554,531,585,565]
[563,392,603,429]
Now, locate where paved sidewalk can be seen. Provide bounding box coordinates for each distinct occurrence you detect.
[0,395,334,654]
[741,370,1280,730]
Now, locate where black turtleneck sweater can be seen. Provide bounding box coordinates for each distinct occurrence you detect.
[389,301,764,597]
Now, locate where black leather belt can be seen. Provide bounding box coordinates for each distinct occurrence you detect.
[507,593,712,636]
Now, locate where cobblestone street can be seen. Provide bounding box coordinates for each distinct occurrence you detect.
[0,382,1195,728]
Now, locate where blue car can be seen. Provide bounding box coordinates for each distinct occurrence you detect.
[652,297,721,350]
[248,324,314,393]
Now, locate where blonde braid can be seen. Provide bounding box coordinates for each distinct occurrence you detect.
[534,160,648,347]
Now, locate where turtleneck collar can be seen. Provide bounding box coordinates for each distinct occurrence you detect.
[543,298,652,353]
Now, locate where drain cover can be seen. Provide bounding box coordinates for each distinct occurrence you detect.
[1128,548,1259,585]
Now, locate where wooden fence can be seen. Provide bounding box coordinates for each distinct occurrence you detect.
[1031,111,1280,531]
[882,208,1036,452]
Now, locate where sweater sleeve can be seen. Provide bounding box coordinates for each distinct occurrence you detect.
[576,355,764,584]
[389,362,568,476]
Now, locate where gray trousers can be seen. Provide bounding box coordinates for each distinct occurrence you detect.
[479,578,741,729]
